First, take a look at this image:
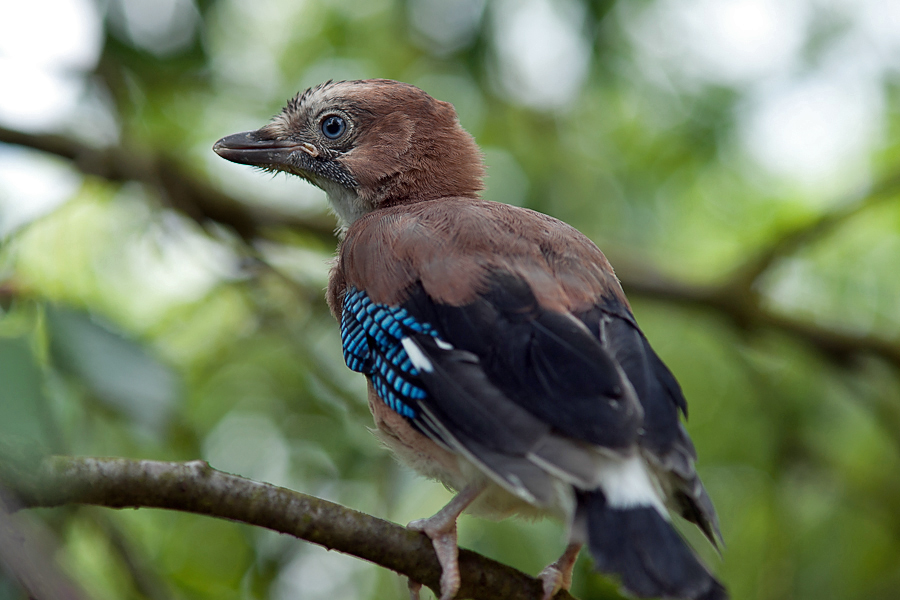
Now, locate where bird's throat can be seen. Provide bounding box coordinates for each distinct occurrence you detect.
[317,178,370,229]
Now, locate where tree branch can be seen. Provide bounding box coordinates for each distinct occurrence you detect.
[2,124,898,368]
[0,125,337,244]
[620,271,900,368]
[0,456,575,600]
[732,169,900,287]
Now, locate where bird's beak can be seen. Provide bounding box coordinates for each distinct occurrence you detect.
[213,130,314,169]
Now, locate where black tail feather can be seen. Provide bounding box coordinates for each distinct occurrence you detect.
[579,491,727,600]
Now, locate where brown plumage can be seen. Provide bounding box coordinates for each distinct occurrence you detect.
[261,80,485,209]
[214,79,726,600]
[327,198,627,312]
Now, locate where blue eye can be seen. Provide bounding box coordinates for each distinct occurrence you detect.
[321,115,346,139]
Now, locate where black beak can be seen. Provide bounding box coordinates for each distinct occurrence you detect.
[213,130,300,168]
[213,129,356,189]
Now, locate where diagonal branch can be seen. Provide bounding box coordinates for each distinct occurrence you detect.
[0,126,337,244]
[730,168,900,288]
[0,495,90,600]
[2,124,898,369]
[620,272,900,367]
[0,456,575,600]
[610,168,900,368]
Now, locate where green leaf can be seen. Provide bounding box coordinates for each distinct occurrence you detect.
[0,335,50,448]
[46,306,179,433]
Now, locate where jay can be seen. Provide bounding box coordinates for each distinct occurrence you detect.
[214,79,725,600]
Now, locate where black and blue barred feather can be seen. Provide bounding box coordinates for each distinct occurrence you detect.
[341,286,442,420]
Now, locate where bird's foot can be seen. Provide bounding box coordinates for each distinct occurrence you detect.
[408,578,423,600]
[408,516,460,600]
[537,542,582,600]
[537,564,568,600]
[406,484,484,600]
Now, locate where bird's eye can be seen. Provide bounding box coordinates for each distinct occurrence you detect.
[321,115,346,139]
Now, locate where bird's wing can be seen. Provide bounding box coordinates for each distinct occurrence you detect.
[334,199,719,539]
[341,279,638,507]
[574,301,721,544]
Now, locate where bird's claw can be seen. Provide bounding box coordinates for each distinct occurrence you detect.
[408,518,461,600]
[537,564,566,600]
[408,578,423,600]
[537,542,581,600]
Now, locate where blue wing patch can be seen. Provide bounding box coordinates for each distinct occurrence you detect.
[341,287,441,419]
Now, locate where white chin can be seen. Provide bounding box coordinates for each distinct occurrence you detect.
[318,178,368,226]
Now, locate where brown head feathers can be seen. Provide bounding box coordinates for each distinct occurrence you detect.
[265,79,486,211]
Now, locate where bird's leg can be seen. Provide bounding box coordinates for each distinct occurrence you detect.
[538,542,583,600]
[407,483,485,600]
[407,579,423,600]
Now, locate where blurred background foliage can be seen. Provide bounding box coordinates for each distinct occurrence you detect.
[0,0,899,599]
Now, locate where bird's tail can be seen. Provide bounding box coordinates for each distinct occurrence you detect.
[577,491,727,600]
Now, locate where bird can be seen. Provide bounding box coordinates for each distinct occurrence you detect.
[213,79,726,600]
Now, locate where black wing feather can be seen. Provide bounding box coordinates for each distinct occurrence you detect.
[577,301,722,545]
[344,269,721,543]
[405,334,560,504]
[401,273,642,450]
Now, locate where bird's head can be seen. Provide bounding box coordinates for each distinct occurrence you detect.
[214,79,485,227]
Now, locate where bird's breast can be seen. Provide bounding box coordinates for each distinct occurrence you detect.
[365,382,567,521]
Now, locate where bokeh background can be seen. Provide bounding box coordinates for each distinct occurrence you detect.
[1,0,900,599]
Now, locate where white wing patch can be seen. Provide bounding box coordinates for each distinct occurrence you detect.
[401,337,434,373]
[597,454,668,516]
[434,338,453,350]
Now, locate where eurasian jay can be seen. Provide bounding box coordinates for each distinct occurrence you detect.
[214,79,726,600]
